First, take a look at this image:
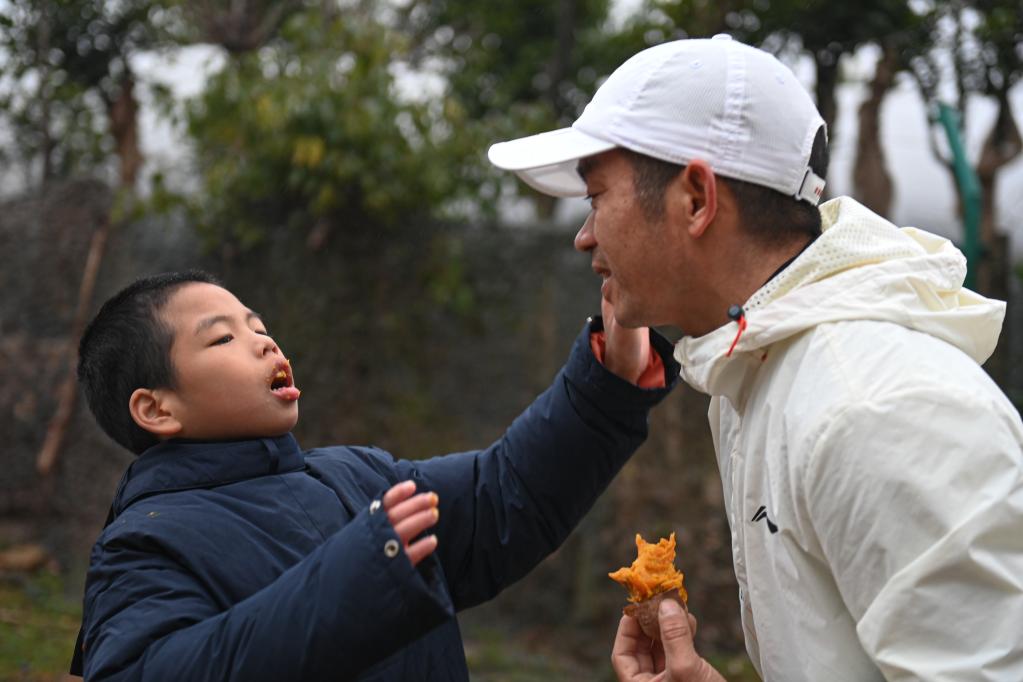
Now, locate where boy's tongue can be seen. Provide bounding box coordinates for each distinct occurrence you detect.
[272,386,301,401]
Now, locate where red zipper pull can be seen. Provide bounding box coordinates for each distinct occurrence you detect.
[725,305,747,358]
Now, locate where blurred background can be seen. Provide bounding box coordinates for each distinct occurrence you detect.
[1,0,1020,679]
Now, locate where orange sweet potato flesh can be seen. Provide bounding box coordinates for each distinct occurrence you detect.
[609,533,688,639]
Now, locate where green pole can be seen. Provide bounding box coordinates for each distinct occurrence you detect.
[935,102,982,289]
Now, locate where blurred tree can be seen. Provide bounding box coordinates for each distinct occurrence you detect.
[399,0,621,124]
[909,0,1022,245]
[397,0,645,217]
[0,0,164,190]
[181,7,477,251]
[174,0,304,53]
[636,0,920,210]
[0,0,167,481]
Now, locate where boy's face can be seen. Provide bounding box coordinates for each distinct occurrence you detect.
[156,282,300,441]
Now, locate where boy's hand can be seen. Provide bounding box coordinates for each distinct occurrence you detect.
[382,481,439,567]
[601,296,651,385]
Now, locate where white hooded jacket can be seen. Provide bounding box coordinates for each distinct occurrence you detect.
[674,197,1023,681]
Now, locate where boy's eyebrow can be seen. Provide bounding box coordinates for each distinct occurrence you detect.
[194,310,263,335]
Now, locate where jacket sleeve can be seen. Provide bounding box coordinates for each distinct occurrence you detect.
[397,318,679,610]
[804,387,1023,681]
[81,505,453,682]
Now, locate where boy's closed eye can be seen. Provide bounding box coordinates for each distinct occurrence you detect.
[209,327,270,346]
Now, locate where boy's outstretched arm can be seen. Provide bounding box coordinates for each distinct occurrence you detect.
[80,483,448,682]
[400,302,679,610]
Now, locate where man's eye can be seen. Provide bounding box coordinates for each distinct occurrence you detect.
[211,334,233,346]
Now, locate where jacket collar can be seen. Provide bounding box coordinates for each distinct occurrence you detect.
[673,197,1004,406]
[112,434,305,515]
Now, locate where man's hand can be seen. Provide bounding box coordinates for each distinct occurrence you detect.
[601,296,651,385]
[611,599,726,682]
[382,481,439,566]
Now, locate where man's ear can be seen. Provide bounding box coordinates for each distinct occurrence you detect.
[678,159,718,239]
[129,388,183,438]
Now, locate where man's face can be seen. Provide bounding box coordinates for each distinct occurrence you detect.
[573,149,685,329]
[157,282,300,441]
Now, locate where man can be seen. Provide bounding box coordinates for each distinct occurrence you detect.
[489,35,1023,681]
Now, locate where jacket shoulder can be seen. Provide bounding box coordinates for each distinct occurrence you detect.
[304,445,401,498]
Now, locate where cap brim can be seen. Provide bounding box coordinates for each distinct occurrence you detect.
[488,127,616,198]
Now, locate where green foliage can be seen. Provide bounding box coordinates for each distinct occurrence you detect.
[401,0,623,123]
[397,0,650,214]
[0,0,160,184]
[182,9,489,249]
[0,573,81,679]
[966,0,1023,94]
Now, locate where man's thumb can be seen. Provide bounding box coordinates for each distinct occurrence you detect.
[658,598,695,653]
[659,599,725,682]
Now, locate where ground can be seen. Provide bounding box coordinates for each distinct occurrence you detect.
[0,571,760,682]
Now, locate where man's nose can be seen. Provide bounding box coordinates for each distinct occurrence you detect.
[574,212,595,252]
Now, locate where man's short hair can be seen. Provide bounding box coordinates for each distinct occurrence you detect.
[77,270,220,454]
[626,126,830,247]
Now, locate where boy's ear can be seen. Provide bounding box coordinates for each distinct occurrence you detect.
[129,388,183,438]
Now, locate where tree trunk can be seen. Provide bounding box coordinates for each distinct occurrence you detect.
[37,7,55,185]
[548,0,576,119]
[36,210,113,477]
[852,45,898,217]
[814,54,841,185]
[976,88,1022,245]
[107,74,143,189]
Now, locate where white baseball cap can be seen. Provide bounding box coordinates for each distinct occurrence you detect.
[488,35,827,205]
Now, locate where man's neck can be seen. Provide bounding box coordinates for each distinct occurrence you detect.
[706,234,816,328]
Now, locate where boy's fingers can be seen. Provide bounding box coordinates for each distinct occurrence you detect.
[405,534,438,567]
[382,480,416,510]
[387,491,439,525]
[392,507,439,543]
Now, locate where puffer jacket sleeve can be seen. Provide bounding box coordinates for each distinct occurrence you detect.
[396,318,679,610]
[804,387,1023,681]
[81,505,453,681]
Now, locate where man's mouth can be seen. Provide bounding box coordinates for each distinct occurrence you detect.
[268,360,301,401]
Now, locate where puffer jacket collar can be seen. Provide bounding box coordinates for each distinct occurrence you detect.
[112,434,305,516]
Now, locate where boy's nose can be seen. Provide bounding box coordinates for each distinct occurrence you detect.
[259,335,280,356]
[574,212,596,252]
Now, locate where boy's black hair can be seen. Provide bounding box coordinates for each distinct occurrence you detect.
[77,270,221,454]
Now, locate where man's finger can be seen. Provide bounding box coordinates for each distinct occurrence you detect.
[611,615,658,679]
[658,598,699,670]
[659,600,726,682]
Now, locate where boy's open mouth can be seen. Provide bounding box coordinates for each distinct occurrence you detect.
[268,360,301,401]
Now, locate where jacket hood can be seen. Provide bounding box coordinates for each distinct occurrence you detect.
[675,196,1006,398]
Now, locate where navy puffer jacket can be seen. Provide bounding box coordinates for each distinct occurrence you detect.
[75,321,678,680]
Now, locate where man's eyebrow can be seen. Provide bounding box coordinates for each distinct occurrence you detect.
[576,157,596,183]
[194,310,263,335]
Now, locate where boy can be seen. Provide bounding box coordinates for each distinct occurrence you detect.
[71,270,678,680]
